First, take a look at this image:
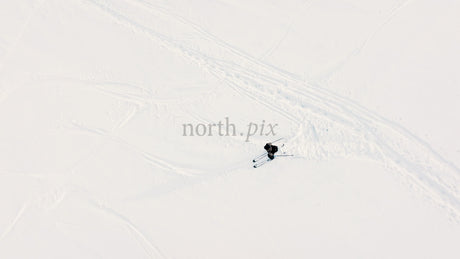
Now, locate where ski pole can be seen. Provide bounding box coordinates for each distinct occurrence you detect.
[270,137,283,144]
[275,154,294,157]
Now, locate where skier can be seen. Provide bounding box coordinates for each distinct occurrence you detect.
[253,138,290,168]
[264,142,279,160]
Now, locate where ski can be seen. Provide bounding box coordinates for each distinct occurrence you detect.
[252,140,290,168]
[252,152,267,162]
[253,158,271,168]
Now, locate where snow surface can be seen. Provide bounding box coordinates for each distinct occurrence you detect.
[1,0,460,258]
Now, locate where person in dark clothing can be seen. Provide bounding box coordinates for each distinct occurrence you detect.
[264,143,278,160]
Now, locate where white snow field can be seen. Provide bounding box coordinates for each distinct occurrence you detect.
[1,0,460,258]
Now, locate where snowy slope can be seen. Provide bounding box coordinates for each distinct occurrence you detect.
[1,0,460,258]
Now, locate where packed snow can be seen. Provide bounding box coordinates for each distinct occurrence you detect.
[1,0,460,258]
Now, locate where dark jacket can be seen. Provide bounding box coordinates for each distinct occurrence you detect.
[264,143,278,160]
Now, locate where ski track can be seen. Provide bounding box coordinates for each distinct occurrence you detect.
[88,198,167,259]
[322,0,415,82]
[79,0,460,220]
[0,0,45,73]
[70,121,200,177]
[0,203,28,242]
[259,0,315,60]
[34,75,213,106]
[358,0,415,56]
